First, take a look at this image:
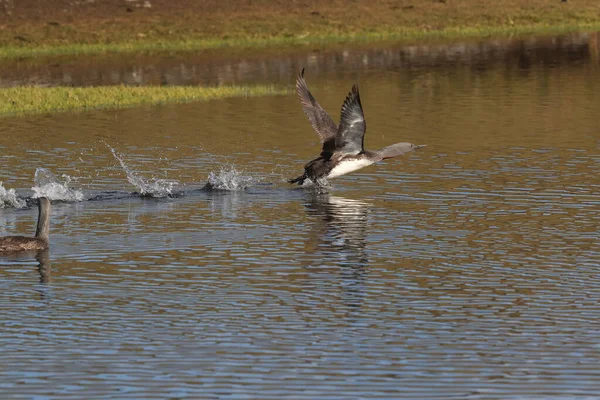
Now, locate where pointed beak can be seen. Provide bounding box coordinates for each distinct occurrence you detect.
[414,144,427,150]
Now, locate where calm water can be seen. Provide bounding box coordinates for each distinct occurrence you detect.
[1,32,600,399]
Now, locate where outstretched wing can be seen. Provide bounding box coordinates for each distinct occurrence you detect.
[335,84,366,155]
[296,68,338,148]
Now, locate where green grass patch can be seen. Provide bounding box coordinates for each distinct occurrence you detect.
[3,21,600,59]
[0,85,289,117]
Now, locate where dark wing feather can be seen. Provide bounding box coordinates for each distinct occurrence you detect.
[296,69,338,149]
[335,84,366,155]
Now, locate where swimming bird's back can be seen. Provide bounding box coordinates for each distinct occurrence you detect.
[0,236,48,253]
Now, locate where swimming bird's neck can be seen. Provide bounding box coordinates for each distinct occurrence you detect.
[35,200,50,242]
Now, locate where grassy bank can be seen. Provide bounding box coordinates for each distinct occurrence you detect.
[3,22,600,59]
[0,0,599,58]
[0,85,288,117]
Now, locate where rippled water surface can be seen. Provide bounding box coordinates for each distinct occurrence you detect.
[1,33,600,399]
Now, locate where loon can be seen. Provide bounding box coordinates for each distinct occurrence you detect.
[0,197,50,253]
[289,69,425,185]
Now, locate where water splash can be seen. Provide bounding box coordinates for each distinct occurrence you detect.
[205,166,260,191]
[0,182,26,208]
[32,168,84,202]
[110,147,178,197]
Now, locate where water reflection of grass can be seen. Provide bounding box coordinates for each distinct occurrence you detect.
[0,85,289,117]
[3,22,600,59]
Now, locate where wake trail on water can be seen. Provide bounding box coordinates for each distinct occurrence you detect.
[2,148,272,210]
[108,143,265,192]
[32,168,85,202]
[109,146,179,198]
[1,169,85,209]
[0,182,26,209]
[204,165,263,191]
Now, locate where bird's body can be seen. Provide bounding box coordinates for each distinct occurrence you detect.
[0,197,50,253]
[327,155,376,179]
[293,151,378,185]
[290,69,425,185]
[0,236,47,252]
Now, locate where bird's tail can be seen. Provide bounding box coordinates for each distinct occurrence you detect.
[288,173,307,185]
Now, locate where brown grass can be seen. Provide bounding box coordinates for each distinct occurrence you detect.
[0,0,599,50]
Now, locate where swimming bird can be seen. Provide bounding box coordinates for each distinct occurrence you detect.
[289,69,425,185]
[0,197,51,253]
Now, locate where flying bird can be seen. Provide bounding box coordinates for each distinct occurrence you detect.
[289,69,425,185]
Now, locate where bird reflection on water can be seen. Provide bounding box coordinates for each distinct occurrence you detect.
[0,248,52,301]
[303,193,372,309]
[36,249,51,285]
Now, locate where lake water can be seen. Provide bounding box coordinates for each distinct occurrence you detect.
[1,32,600,399]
